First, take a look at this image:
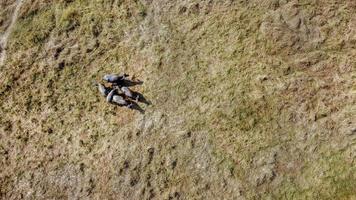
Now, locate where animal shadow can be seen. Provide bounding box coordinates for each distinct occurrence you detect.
[128,101,145,114]
[111,100,145,114]
[134,91,151,105]
[122,79,144,87]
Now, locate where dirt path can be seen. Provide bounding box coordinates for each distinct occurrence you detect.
[0,0,23,66]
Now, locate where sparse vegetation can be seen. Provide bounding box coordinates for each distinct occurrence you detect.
[0,0,355,199]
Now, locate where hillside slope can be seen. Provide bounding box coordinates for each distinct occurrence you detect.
[0,0,355,199]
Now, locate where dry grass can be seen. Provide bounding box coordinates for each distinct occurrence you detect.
[0,0,355,199]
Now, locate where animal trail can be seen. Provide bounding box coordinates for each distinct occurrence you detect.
[0,0,24,66]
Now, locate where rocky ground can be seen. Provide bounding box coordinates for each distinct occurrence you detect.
[0,0,355,199]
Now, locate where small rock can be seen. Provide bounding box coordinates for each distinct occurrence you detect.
[178,6,187,14]
[171,160,177,169]
[86,40,99,53]
[147,147,155,154]
[58,61,65,70]
[253,166,276,186]
[130,177,139,186]
[347,128,356,135]
[46,128,53,134]
[54,47,63,59]
[257,75,268,82]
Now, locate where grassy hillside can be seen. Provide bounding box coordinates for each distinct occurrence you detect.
[0,0,355,199]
